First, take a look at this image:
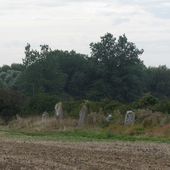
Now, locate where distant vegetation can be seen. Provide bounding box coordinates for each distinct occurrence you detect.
[0,33,170,122]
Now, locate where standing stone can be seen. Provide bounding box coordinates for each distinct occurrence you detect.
[55,102,64,120]
[16,114,22,121]
[106,114,112,122]
[78,103,88,127]
[124,110,135,125]
[42,111,49,123]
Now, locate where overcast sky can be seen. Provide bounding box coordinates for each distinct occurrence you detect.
[0,0,170,67]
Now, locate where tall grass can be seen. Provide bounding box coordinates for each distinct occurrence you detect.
[8,116,78,131]
[1,109,169,143]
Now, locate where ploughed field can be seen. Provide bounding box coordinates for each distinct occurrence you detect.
[0,140,169,170]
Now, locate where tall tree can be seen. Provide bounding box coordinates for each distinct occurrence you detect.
[89,33,146,102]
[146,65,170,98]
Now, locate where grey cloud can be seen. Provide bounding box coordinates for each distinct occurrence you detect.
[0,0,105,9]
[115,0,170,19]
[0,41,25,48]
[0,0,170,66]
[147,4,170,19]
[113,18,130,25]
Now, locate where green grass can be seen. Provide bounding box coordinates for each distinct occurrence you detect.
[0,128,170,144]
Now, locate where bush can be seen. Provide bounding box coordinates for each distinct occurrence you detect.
[153,100,170,114]
[135,109,169,127]
[135,94,158,109]
[103,101,122,113]
[63,101,83,118]
[0,89,24,123]
[23,93,59,115]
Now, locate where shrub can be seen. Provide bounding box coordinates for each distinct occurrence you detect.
[103,101,122,113]
[135,109,169,127]
[0,89,24,123]
[153,100,170,114]
[23,93,59,115]
[136,94,158,109]
[63,101,83,118]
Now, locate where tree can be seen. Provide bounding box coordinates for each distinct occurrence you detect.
[137,93,158,109]
[89,33,145,102]
[18,46,91,99]
[146,65,170,98]
[1,65,11,72]
[0,64,22,89]
[11,63,24,71]
[23,44,51,67]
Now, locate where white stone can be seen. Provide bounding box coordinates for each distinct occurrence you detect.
[124,110,135,125]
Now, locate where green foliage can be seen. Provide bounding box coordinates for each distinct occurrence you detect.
[63,101,83,118]
[11,63,24,71]
[1,129,170,143]
[136,94,158,109]
[103,101,123,113]
[87,101,104,112]
[0,64,23,89]
[0,70,21,88]
[1,33,170,121]
[146,65,170,98]
[23,44,51,67]
[18,47,92,98]
[1,65,11,72]
[22,93,59,115]
[0,89,23,123]
[89,33,146,102]
[153,100,170,114]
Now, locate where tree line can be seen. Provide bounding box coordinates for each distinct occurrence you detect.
[0,33,170,120]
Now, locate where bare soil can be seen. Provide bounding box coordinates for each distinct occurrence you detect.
[0,140,169,170]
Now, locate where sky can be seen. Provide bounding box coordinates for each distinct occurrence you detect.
[0,0,170,67]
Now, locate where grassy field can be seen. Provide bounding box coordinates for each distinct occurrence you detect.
[0,114,169,144]
[0,128,170,144]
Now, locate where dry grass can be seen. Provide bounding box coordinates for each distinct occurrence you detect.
[136,109,170,127]
[8,116,78,132]
[148,124,170,137]
[104,109,170,137]
[8,112,106,132]
[5,109,170,138]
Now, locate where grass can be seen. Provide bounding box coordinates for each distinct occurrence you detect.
[0,128,170,144]
[1,114,170,144]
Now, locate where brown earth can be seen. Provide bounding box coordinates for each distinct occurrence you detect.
[0,140,169,170]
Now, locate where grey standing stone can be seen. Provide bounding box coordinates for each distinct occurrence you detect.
[16,114,22,121]
[42,111,49,122]
[55,102,64,120]
[124,110,135,125]
[78,104,88,127]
